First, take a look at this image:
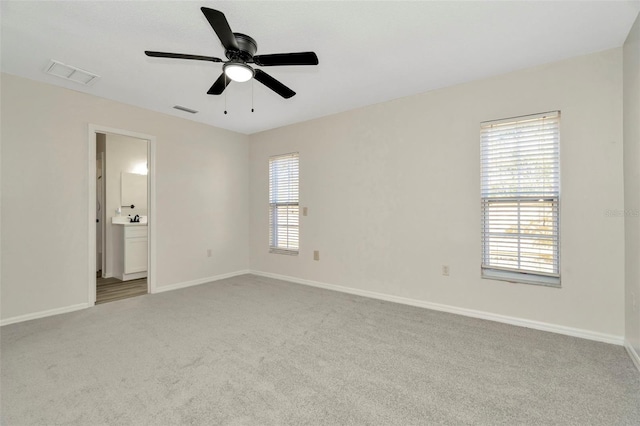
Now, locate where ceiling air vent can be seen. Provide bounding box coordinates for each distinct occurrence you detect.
[44,60,99,86]
[173,105,198,114]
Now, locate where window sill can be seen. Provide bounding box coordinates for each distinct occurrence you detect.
[482,268,560,288]
[269,249,299,256]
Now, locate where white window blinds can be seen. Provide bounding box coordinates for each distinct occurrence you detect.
[481,111,560,286]
[269,153,299,255]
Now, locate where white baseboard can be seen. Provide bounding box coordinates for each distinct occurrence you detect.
[153,270,251,294]
[625,341,640,372]
[1,303,90,327]
[251,270,624,346]
[0,270,250,326]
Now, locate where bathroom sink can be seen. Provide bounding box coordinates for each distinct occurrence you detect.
[112,216,147,225]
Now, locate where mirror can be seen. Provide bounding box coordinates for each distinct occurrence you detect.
[121,172,147,210]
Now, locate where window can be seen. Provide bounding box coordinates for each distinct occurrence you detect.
[481,111,560,286]
[269,153,299,254]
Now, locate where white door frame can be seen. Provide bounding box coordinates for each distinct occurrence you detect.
[96,153,105,274]
[87,124,157,305]
[100,151,106,277]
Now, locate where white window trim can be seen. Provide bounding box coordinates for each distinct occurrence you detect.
[269,152,299,255]
[482,268,560,287]
[480,111,561,287]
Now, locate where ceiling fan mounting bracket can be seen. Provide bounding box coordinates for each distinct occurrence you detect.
[225,33,257,62]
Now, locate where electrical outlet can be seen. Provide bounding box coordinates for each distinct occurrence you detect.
[207,249,212,258]
[442,265,450,276]
[313,250,320,261]
[303,207,308,216]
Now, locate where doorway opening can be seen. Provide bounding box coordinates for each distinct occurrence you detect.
[88,125,156,305]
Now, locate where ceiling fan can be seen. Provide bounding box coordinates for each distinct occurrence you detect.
[145,7,318,99]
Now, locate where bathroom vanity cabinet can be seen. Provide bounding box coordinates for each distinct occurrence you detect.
[112,223,148,281]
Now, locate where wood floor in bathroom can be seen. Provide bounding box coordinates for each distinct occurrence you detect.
[96,272,147,305]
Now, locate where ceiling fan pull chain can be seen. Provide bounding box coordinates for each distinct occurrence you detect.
[224,73,228,115]
[251,80,255,113]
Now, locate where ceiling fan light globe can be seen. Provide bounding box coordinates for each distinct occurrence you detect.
[223,63,254,82]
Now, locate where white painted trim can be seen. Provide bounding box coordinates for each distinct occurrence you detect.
[251,271,624,346]
[88,126,96,305]
[88,125,157,306]
[99,152,106,278]
[153,270,251,294]
[147,137,157,295]
[1,303,89,327]
[1,270,247,326]
[625,341,640,372]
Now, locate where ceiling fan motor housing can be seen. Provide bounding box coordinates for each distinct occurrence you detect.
[226,33,258,62]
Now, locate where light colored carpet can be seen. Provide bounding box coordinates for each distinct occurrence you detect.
[1,274,639,425]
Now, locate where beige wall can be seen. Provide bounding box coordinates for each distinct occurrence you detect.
[249,48,625,338]
[1,73,250,321]
[624,13,640,356]
[0,45,631,341]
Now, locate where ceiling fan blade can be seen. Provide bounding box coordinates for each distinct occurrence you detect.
[201,7,239,51]
[253,52,319,67]
[145,51,223,62]
[207,73,231,95]
[254,69,296,99]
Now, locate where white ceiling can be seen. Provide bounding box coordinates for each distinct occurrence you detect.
[2,1,639,135]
